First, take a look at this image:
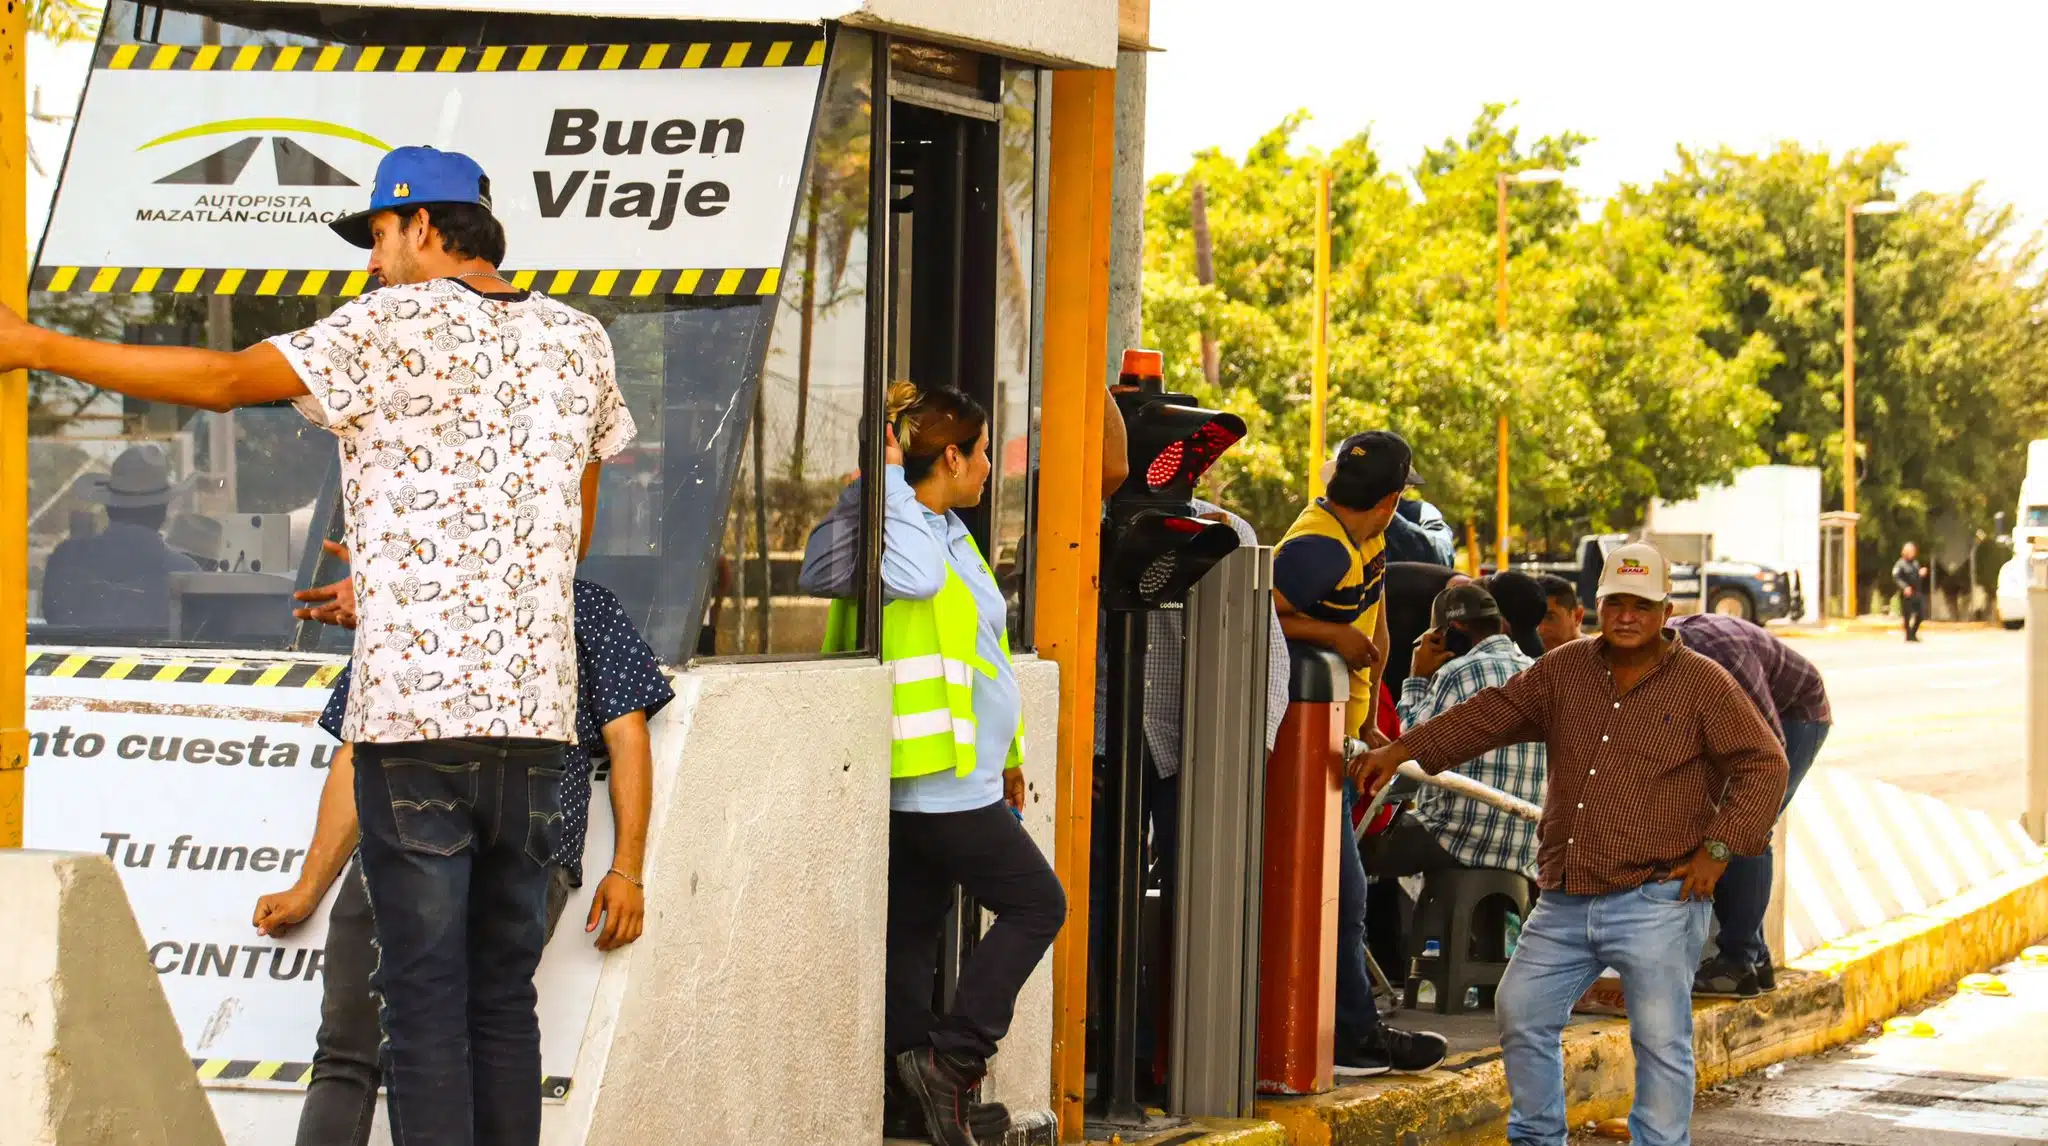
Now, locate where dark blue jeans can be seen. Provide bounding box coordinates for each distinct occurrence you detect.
[1712,720,1831,967]
[1336,783,1381,1048]
[354,737,566,1146]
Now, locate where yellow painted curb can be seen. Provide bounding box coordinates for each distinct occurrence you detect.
[1244,858,2048,1146]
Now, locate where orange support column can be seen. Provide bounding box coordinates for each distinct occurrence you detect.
[1256,647,1346,1096]
[0,0,28,847]
[1037,67,1116,1141]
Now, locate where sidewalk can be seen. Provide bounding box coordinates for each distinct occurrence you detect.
[1148,855,2048,1146]
[1772,616,1998,640]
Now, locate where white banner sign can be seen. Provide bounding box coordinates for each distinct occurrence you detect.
[40,56,819,272]
[23,666,608,1093]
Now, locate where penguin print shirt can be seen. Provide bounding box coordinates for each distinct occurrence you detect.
[272,278,636,744]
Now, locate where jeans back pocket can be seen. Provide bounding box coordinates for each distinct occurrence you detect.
[525,764,568,867]
[384,757,480,857]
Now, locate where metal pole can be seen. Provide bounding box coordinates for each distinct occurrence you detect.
[2025,554,2048,843]
[1103,609,1149,1123]
[1495,173,1511,572]
[1309,168,1330,500]
[0,2,28,847]
[1843,203,1860,618]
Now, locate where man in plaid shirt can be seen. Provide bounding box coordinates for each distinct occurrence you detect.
[1369,585,1546,947]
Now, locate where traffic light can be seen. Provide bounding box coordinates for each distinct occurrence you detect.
[1101,349,1248,611]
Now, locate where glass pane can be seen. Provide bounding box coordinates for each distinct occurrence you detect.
[991,66,1037,648]
[712,31,874,656]
[28,293,338,648]
[36,4,811,658]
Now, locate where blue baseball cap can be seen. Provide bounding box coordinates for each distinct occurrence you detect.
[330,146,494,249]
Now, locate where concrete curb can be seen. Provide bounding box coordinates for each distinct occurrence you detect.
[1221,857,2048,1146]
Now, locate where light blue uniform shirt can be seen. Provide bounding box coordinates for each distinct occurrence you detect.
[798,465,1020,813]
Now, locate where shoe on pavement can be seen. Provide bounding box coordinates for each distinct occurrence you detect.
[969,1101,1011,1142]
[894,1047,985,1146]
[1694,956,1760,998]
[1336,1024,1448,1075]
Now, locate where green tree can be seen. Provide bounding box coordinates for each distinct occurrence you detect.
[1626,144,2048,605]
[1144,108,1775,551]
[29,0,101,45]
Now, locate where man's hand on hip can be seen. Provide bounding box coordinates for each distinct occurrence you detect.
[1669,845,1729,901]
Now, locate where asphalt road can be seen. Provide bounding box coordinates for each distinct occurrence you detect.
[1781,624,2026,815]
[1687,952,2048,1145]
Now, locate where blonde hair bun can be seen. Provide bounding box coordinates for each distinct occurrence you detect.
[885,380,922,423]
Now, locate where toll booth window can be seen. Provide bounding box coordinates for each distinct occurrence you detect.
[712,31,875,657]
[26,296,341,649]
[34,8,868,661]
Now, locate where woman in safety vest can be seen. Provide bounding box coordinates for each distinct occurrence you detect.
[798,382,1066,1146]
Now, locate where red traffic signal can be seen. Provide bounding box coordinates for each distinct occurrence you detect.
[1112,394,1246,505]
[1101,348,1248,610]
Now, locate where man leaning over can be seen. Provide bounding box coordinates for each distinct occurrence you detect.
[1272,430,1447,1075]
[255,573,671,1146]
[1352,544,1787,1146]
[0,146,635,1145]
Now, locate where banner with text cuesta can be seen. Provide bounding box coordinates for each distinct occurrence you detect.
[22,666,608,1094]
[39,50,819,274]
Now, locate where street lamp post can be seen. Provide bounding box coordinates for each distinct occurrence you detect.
[1842,197,1899,618]
[1494,168,1564,571]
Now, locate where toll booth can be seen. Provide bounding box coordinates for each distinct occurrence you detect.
[15,3,1144,1143]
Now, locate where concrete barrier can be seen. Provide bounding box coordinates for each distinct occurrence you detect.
[0,850,226,1146]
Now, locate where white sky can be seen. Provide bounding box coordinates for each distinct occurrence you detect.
[24,2,2048,243]
[1146,0,2048,236]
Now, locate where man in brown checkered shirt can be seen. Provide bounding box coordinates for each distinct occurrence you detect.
[1353,542,1787,1146]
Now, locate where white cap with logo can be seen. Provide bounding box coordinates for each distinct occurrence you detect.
[1596,542,1672,603]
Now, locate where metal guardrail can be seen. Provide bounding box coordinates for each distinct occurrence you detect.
[1342,737,1545,836]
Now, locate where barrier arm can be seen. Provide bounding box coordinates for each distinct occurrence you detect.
[1344,738,1545,829]
[1,3,28,847]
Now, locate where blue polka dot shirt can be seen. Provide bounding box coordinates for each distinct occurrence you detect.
[319,579,675,885]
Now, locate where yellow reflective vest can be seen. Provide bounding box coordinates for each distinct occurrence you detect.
[822,538,1026,780]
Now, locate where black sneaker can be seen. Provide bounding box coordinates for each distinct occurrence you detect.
[1756,961,1777,992]
[1337,1024,1448,1075]
[1694,956,1760,998]
[894,1047,985,1146]
[969,1101,1011,1142]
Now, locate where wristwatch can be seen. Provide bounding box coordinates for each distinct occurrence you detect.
[1703,840,1731,863]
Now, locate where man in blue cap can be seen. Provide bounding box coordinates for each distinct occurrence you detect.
[0,146,634,1146]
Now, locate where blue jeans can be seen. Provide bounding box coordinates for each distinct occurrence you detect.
[1336,784,1380,1047]
[354,737,566,1146]
[1712,720,1831,967]
[1497,881,1711,1146]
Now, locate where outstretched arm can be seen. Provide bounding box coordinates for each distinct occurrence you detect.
[0,305,306,412]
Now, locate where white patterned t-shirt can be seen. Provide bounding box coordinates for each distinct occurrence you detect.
[271,278,635,745]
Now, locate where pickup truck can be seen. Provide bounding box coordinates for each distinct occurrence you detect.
[1519,534,1804,625]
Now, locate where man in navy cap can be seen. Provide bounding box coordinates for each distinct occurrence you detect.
[0,146,634,1146]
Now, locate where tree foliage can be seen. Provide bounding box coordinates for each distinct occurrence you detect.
[1146,110,2048,600]
[29,0,102,45]
[1624,144,2048,598]
[1145,107,1775,552]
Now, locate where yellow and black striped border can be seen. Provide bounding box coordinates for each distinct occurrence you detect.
[26,650,343,689]
[100,40,824,74]
[194,1058,572,1098]
[33,266,781,299]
